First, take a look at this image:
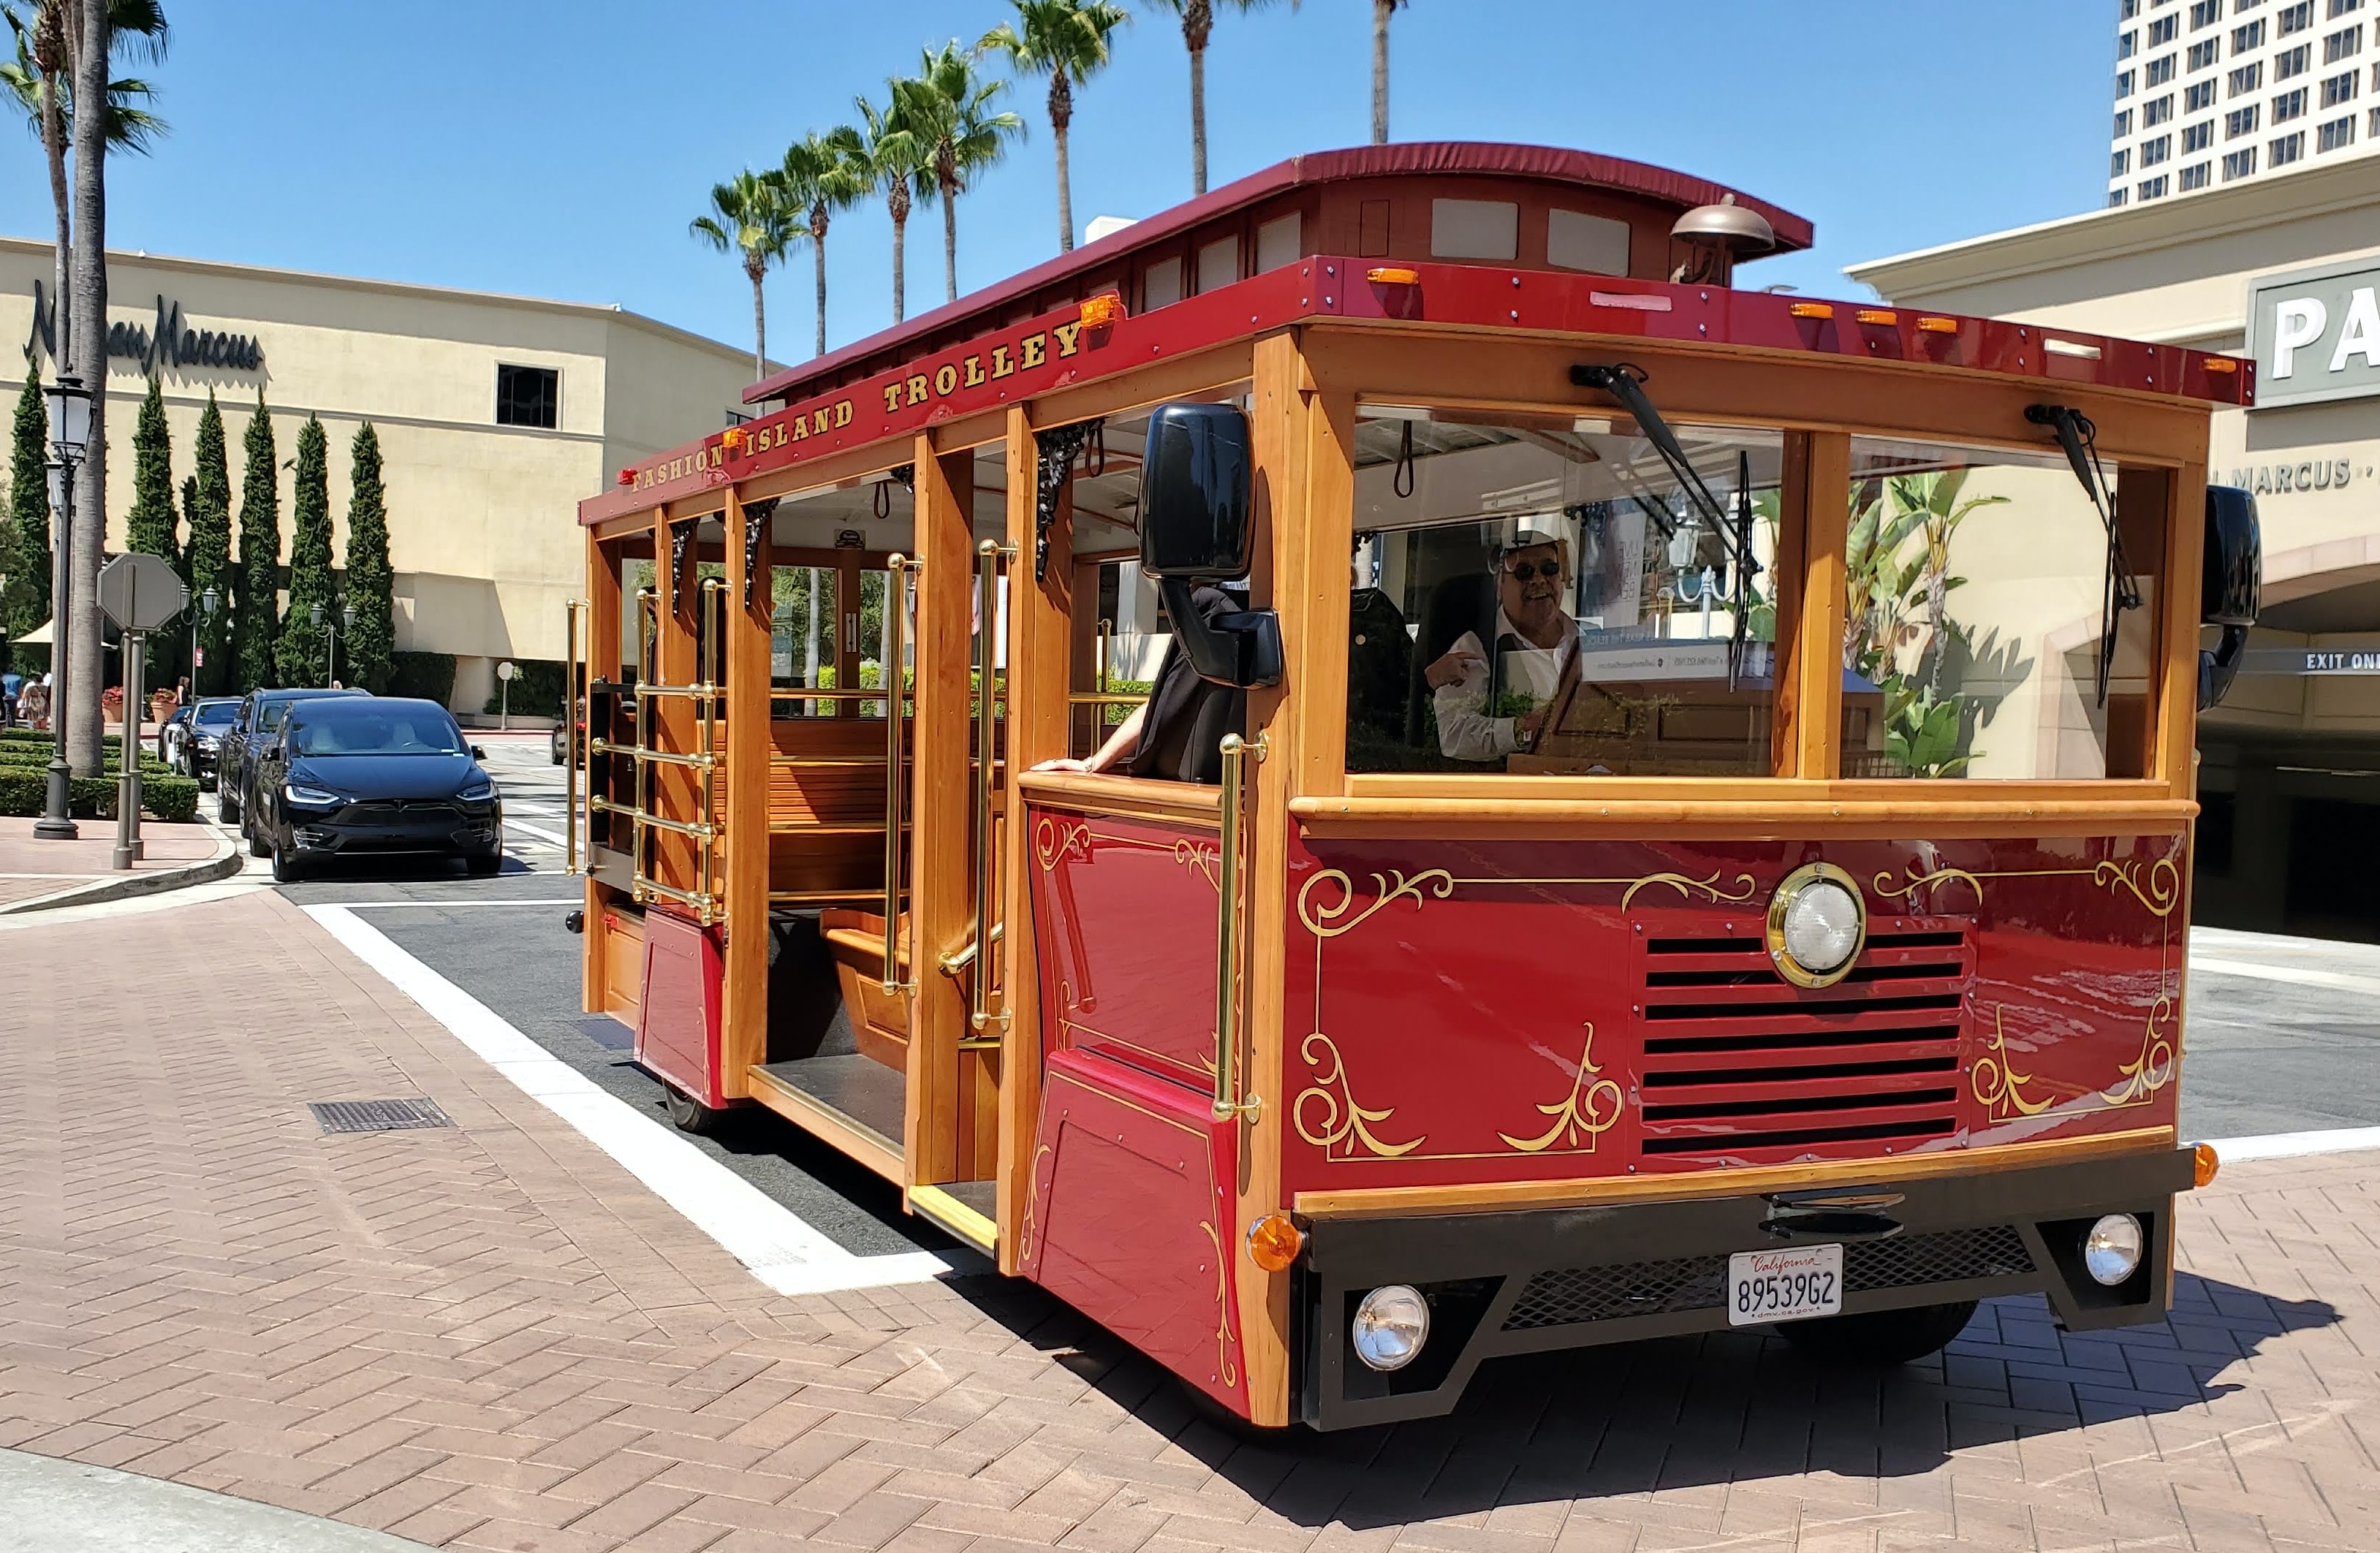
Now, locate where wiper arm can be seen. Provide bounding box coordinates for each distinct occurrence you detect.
[2025,403,2141,705]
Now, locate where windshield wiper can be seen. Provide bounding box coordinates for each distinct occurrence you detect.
[1572,362,1762,688]
[2026,403,2141,706]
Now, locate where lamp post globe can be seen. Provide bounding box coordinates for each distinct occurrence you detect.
[32,374,91,842]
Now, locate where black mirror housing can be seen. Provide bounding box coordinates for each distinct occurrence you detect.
[471,745,488,761]
[1140,402,1254,581]
[2198,485,2262,710]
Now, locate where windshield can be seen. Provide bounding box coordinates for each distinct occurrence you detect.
[194,703,237,727]
[289,704,467,757]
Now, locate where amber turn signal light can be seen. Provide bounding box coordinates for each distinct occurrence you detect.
[2202,357,2240,373]
[1080,291,1128,329]
[1246,1212,1305,1272]
[1854,308,1898,325]
[1787,302,1834,320]
[1917,316,1960,335]
[1365,266,1422,286]
[2194,1141,2221,1188]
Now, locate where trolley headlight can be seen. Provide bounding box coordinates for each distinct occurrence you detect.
[1350,1284,1430,1372]
[1766,862,1866,988]
[2082,1213,2145,1286]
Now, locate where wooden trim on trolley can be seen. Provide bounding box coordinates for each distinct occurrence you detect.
[1015,769,1226,826]
[720,488,771,1101]
[746,1064,905,1185]
[1793,432,1852,778]
[1293,1127,2181,1219]
[1290,791,2199,839]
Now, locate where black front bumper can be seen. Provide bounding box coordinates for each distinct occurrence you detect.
[289,800,500,857]
[1295,1147,2195,1429]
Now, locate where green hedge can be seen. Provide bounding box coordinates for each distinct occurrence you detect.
[389,650,457,707]
[0,767,197,822]
[485,658,564,718]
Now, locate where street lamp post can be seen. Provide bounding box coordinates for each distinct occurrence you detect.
[310,598,354,686]
[34,373,91,841]
[189,584,219,691]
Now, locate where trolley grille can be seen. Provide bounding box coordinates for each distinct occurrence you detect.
[1500,1226,2032,1331]
[1634,922,1971,1160]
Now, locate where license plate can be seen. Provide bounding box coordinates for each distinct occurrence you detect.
[1727,1242,1844,1326]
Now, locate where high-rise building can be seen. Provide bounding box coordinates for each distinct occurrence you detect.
[2109,0,2377,207]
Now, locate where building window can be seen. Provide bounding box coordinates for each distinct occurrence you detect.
[2225,145,2261,175]
[2110,187,2130,207]
[2281,0,2314,31]
[2332,0,2364,16]
[2121,26,2141,56]
[2324,67,2362,101]
[2191,37,2223,67]
[2238,17,2270,47]
[2191,0,2223,25]
[2186,118,2217,148]
[495,364,558,429]
[2229,102,2263,133]
[2319,111,2360,144]
[2122,0,2139,15]
[2150,13,2181,41]
[2182,159,2215,187]
[2275,85,2311,117]
[2278,41,2313,73]
[2119,68,2137,96]
[2272,127,2308,159]
[2113,146,2133,175]
[2150,51,2179,82]
[2142,132,2175,162]
[2146,92,2177,123]
[2325,23,2365,58]
[2115,107,2136,137]
[2140,174,2173,198]
[2188,78,2219,107]
[2232,61,2265,92]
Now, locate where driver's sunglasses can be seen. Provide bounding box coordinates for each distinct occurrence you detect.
[1502,558,1564,581]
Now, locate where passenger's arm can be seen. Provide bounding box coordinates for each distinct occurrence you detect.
[1033,703,1145,775]
[1428,632,1518,761]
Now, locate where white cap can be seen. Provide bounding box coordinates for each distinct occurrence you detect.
[1499,509,1575,553]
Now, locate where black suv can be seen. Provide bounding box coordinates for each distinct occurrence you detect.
[216,687,368,828]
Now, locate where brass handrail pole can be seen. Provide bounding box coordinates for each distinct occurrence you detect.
[564,599,583,876]
[700,577,723,925]
[1212,732,1267,1123]
[960,539,1016,1031]
[632,589,657,904]
[881,556,913,994]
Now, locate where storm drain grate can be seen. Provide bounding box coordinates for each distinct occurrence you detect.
[308,1098,455,1134]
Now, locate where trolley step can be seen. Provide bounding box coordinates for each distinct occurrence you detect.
[746,1057,905,1184]
[907,1181,996,1253]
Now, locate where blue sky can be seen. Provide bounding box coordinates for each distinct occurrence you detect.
[0,1,2116,365]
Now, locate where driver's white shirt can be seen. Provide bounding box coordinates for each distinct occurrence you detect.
[1431,607,1583,762]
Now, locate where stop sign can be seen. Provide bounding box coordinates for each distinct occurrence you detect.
[97,553,183,633]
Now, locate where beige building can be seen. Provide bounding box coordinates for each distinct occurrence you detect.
[1850,151,2380,938]
[0,238,759,713]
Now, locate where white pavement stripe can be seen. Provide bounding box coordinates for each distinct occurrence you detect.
[303,903,955,1296]
[2190,956,2380,997]
[2205,1126,2380,1162]
[505,819,572,847]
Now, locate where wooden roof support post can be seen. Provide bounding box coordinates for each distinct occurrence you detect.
[652,508,700,901]
[1236,328,1336,1428]
[904,434,976,1188]
[1792,433,1851,781]
[996,406,1071,1271]
[2154,458,2206,795]
[581,533,625,1015]
[720,489,773,1098]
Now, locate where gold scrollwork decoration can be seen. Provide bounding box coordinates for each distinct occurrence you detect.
[1293,1032,1422,1158]
[1871,867,1985,910]
[1871,854,2183,920]
[1616,870,1761,911]
[1499,1023,1625,1153]
[1172,839,1221,889]
[1034,818,1088,870]
[1297,867,1456,939]
[2093,858,2182,919]
[1018,1144,1053,1264]
[1198,1220,1239,1389]
[2103,996,2178,1108]
[1973,1006,2055,1121]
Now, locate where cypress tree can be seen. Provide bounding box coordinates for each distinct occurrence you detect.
[185,394,234,695]
[277,414,334,686]
[124,376,183,685]
[343,423,394,694]
[233,397,281,691]
[4,354,50,672]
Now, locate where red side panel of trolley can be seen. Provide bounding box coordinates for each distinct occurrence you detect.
[638,908,730,1109]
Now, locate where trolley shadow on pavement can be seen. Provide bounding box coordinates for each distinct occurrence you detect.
[942,1270,2338,1527]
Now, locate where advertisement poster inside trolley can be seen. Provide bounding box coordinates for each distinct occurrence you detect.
[566,144,2262,1429]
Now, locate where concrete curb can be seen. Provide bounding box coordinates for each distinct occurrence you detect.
[0,824,243,915]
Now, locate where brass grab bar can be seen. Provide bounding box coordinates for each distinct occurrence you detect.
[588,796,714,840]
[1212,732,1267,1123]
[634,590,658,899]
[936,919,1003,975]
[1066,692,1150,706]
[564,599,585,876]
[767,686,887,702]
[698,577,722,924]
[963,539,1016,1032]
[881,555,915,995]
[634,681,724,700]
[591,740,714,770]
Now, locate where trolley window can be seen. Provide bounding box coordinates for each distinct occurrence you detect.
[1346,406,1786,777]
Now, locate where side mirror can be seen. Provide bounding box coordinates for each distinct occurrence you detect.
[1137,401,1282,688]
[471,745,488,762]
[2198,485,2261,711]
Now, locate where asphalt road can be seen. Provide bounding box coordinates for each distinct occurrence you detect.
[248,734,2380,1262]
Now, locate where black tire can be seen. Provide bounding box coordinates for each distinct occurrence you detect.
[664,1086,726,1134]
[217,787,240,826]
[464,852,502,877]
[1775,1300,1979,1366]
[247,810,270,858]
[270,841,306,884]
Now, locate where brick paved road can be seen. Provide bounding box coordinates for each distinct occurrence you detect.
[2,889,2376,1552]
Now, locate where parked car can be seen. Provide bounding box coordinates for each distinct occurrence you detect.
[216,687,369,827]
[177,697,241,789]
[250,697,504,883]
[156,703,192,767]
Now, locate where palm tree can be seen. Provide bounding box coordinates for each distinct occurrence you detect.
[897,41,1026,306]
[982,0,1128,254]
[1142,0,1292,195]
[0,0,167,371]
[780,126,869,357]
[1371,0,1405,145]
[689,170,798,380]
[852,91,933,326]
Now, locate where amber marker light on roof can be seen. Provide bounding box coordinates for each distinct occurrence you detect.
[1788,302,1834,319]
[1917,316,1960,334]
[1246,1212,1305,1272]
[2194,1142,2221,1188]
[2202,357,2240,373]
[1366,267,1422,285]
[1080,292,1127,329]
[1855,308,1898,325]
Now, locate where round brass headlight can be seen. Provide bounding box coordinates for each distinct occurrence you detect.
[1766,862,1866,988]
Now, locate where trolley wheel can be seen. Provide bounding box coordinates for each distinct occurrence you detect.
[1775,1299,1979,1367]
[664,1086,727,1135]
[270,841,307,885]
